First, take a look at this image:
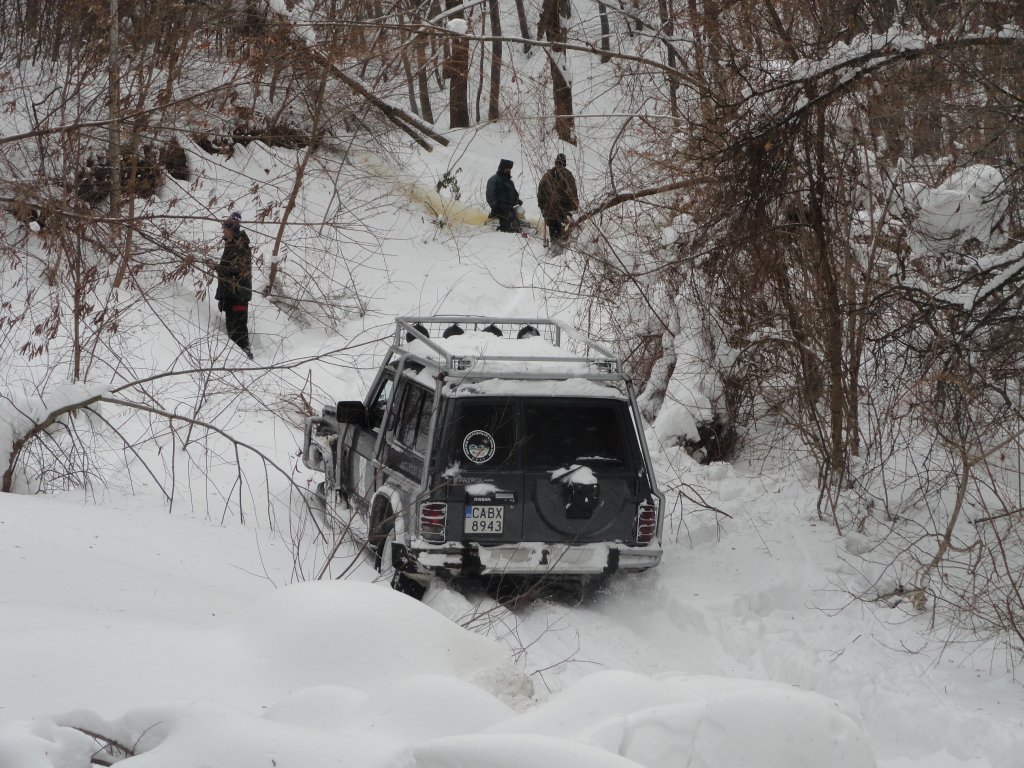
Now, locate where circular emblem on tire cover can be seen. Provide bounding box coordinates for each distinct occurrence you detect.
[463,430,496,464]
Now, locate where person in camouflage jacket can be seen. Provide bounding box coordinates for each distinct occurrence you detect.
[215,212,254,359]
[537,153,579,242]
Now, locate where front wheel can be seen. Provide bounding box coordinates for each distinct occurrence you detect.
[377,526,396,574]
[377,527,427,600]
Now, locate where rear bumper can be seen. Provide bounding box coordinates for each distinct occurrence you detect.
[410,539,662,579]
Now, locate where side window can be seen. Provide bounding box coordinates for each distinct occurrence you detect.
[367,372,395,431]
[414,393,432,454]
[396,384,431,454]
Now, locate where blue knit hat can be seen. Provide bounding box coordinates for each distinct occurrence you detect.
[222,211,242,235]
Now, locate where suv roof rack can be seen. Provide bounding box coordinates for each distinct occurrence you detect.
[392,315,624,382]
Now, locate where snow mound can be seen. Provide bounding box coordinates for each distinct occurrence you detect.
[404,734,640,768]
[486,670,876,768]
[263,685,368,728]
[36,671,872,768]
[902,164,1008,255]
[231,580,521,694]
[1,586,875,768]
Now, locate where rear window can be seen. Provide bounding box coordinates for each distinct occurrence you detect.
[522,401,629,470]
[444,399,633,471]
[447,399,518,468]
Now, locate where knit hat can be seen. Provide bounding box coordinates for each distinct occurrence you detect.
[222,211,242,235]
[498,158,514,171]
[555,153,567,166]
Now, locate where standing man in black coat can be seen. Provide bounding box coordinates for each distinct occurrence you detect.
[215,211,254,360]
[537,153,579,243]
[486,158,523,232]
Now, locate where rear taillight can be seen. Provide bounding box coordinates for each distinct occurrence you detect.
[635,501,657,544]
[419,502,447,543]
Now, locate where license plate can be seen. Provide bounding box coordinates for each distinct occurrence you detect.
[465,504,504,534]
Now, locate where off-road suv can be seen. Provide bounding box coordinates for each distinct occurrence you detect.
[302,316,664,594]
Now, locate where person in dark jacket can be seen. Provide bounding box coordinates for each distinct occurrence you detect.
[485,158,523,232]
[537,153,579,242]
[215,212,254,359]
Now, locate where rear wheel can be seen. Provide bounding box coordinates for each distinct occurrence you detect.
[312,481,349,534]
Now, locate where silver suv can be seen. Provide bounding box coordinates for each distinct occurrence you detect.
[302,316,664,595]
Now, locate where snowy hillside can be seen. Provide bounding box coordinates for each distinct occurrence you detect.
[3,2,1024,768]
[3,129,1024,766]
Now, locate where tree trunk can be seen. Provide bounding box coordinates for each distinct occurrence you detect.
[514,0,531,53]
[446,0,470,128]
[267,17,336,297]
[539,0,576,144]
[415,29,434,123]
[108,0,137,293]
[488,0,502,120]
[597,2,611,64]
[618,0,637,36]
[686,0,703,78]
[475,13,485,123]
[399,10,418,114]
[807,105,848,483]
[658,0,678,116]
[410,0,434,124]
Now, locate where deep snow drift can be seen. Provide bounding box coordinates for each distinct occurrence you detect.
[3,118,1024,768]
[0,496,878,768]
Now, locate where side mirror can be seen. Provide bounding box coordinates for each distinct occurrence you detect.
[336,400,368,428]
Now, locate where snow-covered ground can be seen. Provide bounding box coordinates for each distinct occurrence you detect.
[4,9,1024,765]
[3,439,1024,768]
[3,166,1024,765]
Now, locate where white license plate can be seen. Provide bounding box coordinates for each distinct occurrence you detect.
[465,504,504,534]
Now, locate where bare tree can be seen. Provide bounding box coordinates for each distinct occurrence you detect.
[538,0,576,144]
[597,2,611,63]
[487,0,502,120]
[445,0,470,128]
[549,0,1024,657]
[514,0,532,53]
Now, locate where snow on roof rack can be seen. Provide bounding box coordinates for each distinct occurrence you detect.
[392,316,623,381]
